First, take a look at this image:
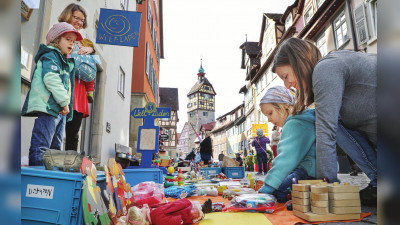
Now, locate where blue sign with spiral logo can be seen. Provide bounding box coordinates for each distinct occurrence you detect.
[96,8,141,47]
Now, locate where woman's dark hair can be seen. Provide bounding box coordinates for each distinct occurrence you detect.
[58,3,88,29]
[272,37,322,115]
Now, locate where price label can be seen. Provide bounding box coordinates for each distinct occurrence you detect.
[26,184,54,199]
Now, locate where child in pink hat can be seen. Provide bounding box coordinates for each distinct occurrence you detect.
[22,22,83,166]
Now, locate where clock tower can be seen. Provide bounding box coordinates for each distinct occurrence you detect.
[187,60,216,151]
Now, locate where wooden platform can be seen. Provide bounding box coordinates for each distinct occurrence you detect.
[293,210,360,222]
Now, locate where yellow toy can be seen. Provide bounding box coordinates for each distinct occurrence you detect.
[167,166,174,174]
[248,173,255,189]
[217,185,227,195]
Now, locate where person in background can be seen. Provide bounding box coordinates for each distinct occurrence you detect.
[218,150,225,167]
[22,22,82,165]
[235,153,243,166]
[58,3,96,151]
[257,86,316,202]
[200,131,213,165]
[252,129,270,175]
[270,125,280,158]
[272,37,377,205]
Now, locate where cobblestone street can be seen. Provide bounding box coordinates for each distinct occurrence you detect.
[249,172,377,224]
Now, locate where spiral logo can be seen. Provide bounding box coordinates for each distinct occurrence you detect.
[101,15,131,36]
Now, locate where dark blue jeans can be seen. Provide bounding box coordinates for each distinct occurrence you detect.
[257,151,268,173]
[273,168,312,202]
[201,154,212,165]
[336,122,377,187]
[29,113,66,166]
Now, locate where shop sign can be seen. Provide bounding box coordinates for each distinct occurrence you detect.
[131,102,171,168]
[96,8,141,47]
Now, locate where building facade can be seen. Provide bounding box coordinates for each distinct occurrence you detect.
[176,122,189,155]
[187,63,216,152]
[21,0,136,165]
[130,0,164,156]
[159,87,179,158]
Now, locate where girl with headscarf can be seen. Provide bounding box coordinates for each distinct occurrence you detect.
[257,86,316,202]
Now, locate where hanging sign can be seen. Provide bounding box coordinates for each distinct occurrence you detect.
[252,123,268,137]
[96,8,141,47]
[131,102,171,168]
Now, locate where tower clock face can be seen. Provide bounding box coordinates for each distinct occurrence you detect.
[204,94,210,100]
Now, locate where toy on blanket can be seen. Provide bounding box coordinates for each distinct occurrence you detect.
[148,198,213,225]
[164,185,197,199]
[117,205,151,225]
[223,193,277,213]
[176,168,184,186]
[81,157,111,225]
[222,188,257,200]
[164,166,176,187]
[195,187,218,196]
[292,181,361,222]
[132,182,164,207]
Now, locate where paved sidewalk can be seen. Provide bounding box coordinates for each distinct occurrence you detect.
[248,172,377,224]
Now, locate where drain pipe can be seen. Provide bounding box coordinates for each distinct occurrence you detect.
[346,0,358,51]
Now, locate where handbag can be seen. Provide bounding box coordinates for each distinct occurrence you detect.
[70,43,97,82]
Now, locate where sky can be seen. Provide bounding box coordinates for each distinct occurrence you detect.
[160,0,295,132]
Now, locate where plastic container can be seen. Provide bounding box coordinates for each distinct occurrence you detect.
[21,167,105,225]
[200,167,222,179]
[222,167,245,179]
[123,168,163,187]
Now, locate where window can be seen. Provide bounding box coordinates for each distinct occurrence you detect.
[118,67,125,98]
[146,43,150,76]
[333,10,349,48]
[316,0,325,9]
[354,3,369,45]
[153,0,159,24]
[367,0,377,38]
[120,0,128,10]
[203,112,208,117]
[316,30,328,57]
[285,13,292,31]
[147,0,151,24]
[304,6,314,25]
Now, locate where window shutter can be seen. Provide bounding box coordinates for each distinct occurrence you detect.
[354,4,369,45]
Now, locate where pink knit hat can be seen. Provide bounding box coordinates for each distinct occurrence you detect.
[46,22,83,45]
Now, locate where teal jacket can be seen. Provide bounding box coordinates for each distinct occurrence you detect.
[263,109,316,192]
[22,44,75,121]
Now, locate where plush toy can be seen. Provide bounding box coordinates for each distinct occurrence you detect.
[176,168,184,186]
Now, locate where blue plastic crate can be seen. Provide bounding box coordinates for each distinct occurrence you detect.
[123,168,163,187]
[21,167,105,225]
[222,167,245,179]
[200,167,222,179]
